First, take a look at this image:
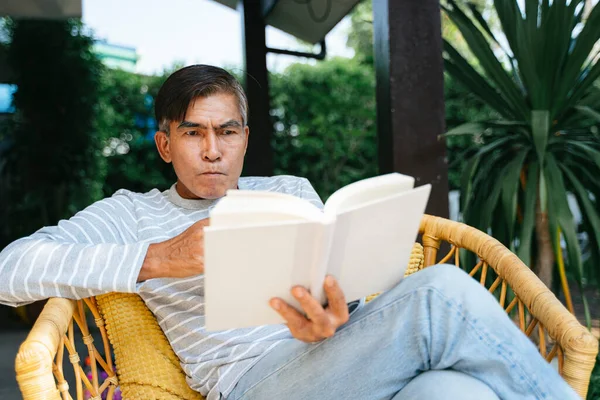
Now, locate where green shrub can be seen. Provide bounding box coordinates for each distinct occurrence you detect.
[0,18,104,247]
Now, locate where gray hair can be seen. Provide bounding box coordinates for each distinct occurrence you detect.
[155,65,248,135]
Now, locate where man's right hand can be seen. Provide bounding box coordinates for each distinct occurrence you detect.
[138,218,210,282]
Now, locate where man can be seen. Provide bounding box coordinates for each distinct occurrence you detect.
[0,65,578,400]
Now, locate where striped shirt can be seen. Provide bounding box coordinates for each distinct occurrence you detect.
[0,175,323,399]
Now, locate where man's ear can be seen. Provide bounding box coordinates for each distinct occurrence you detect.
[243,126,250,155]
[154,131,172,163]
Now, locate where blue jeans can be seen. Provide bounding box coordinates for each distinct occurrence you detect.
[227,264,579,400]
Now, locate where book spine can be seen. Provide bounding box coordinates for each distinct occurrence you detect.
[309,220,336,305]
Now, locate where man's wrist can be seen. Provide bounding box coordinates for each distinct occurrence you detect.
[138,243,163,282]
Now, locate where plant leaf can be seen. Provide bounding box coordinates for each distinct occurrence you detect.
[579,288,592,329]
[442,122,488,137]
[568,141,600,170]
[545,154,584,288]
[477,159,515,231]
[561,164,600,265]
[531,110,550,166]
[501,148,529,243]
[443,41,519,119]
[467,3,510,58]
[441,120,528,137]
[574,105,600,124]
[460,152,481,212]
[554,1,600,115]
[517,161,539,266]
[445,1,529,120]
[558,61,600,119]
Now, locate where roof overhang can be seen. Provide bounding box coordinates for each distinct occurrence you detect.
[213,0,361,44]
[0,0,81,19]
[2,0,359,43]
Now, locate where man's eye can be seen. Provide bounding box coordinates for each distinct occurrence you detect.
[185,131,198,136]
[223,130,236,135]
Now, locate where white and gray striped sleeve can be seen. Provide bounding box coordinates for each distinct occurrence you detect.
[0,194,148,307]
[298,178,324,209]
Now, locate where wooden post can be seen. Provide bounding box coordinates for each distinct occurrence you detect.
[373,0,449,217]
[239,0,273,176]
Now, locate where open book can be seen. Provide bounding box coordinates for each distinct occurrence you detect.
[204,173,431,331]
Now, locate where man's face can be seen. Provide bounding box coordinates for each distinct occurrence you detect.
[154,93,249,199]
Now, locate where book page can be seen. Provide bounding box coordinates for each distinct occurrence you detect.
[323,173,415,215]
[204,221,325,331]
[211,190,324,228]
[326,184,431,302]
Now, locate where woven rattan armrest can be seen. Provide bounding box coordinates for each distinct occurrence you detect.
[16,298,76,400]
[419,215,599,398]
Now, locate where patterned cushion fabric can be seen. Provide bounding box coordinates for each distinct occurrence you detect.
[97,292,204,400]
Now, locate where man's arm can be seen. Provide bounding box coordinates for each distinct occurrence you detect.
[0,194,147,307]
[138,219,209,281]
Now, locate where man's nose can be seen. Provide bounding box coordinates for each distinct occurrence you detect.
[201,133,222,161]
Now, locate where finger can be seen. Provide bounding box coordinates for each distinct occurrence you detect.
[198,218,210,226]
[291,287,339,339]
[291,286,331,329]
[270,298,310,329]
[270,298,324,342]
[323,276,349,324]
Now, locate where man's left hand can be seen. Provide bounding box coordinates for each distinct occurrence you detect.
[269,275,350,343]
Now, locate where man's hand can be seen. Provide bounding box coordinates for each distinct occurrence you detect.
[270,276,349,343]
[138,219,210,282]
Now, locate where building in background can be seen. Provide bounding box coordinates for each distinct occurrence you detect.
[0,35,14,119]
[0,39,138,118]
[93,40,138,72]
[0,83,15,114]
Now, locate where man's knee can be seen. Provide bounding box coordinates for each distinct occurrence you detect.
[369,263,487,312]
[401,263,489,302]
[394,370,500,400]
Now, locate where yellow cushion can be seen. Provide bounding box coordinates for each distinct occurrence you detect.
[96,292,204,400]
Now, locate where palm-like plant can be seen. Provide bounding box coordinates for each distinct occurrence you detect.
[442,0,600,321]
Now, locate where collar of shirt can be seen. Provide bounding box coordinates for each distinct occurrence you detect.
[164,180,246,210]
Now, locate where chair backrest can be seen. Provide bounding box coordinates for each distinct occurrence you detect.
[16,215,598,399]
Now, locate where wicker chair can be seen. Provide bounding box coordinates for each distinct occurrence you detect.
[15,215,599,400]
